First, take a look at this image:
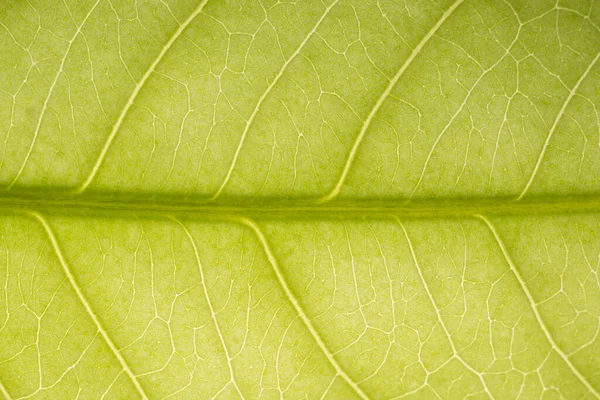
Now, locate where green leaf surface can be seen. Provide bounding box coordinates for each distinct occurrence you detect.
[0,0,599,398]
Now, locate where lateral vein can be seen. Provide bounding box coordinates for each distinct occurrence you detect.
[518,51,600,200]
[320,0,465,203]
[0,377,12,400]
[28,211,149,400]
[76,0,212,193]
[239,217,371,400]
[398,218,495,399]
[212,0,341,200]
[8,0,101,189]
[477,214,600,398]
[169,216,245,399]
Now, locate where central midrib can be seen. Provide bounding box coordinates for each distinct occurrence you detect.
[0,192,598,217]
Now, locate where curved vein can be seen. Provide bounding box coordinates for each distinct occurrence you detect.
[28,211,149,399]
[168,216,245,399]
[7,0,101,189]
[239,217,370,400]
[211,0,340,200]
[477,214,600,398]
[319,0,465,203]
[518,51,600,200]
[408,47,518,198]
[397,218,495,399]
[76,0,211,193]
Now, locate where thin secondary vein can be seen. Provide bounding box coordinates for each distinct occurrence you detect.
[239,217,371,400]
[409,24,522,199]
[28,211,150,400]
[76,0,212,193]
[518,51,600,200]
[319,0,465,203]
[477,214,600,398]
[7,0,101,190]
[211,0,340,200]
[398,218,495,399]
[169,216,245,399]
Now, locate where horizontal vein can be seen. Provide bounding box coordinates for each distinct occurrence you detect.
[240,217,370,400]
[320,0,464,203]
[28,211,149,400]
[477,214,600,398]
[76,0,211,193]
[0,194,599,218]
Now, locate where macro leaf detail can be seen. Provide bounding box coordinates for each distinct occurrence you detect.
[0,0,600,398]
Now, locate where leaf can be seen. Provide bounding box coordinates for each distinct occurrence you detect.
[0,0,599,398]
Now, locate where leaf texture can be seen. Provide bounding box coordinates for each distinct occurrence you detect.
[0,0,599,398]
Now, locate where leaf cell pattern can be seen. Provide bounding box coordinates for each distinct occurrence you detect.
[0,0,599,398]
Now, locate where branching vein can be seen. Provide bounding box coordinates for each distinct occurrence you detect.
[320,0,465,203]
[28,211,149,400]
[239,217,371,400]
[76,0,212,193]
[477,214,600,398]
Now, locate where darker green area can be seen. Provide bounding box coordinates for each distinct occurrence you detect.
[0,187,598,219]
